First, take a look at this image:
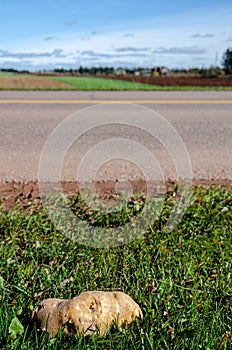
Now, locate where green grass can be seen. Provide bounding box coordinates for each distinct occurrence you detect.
[50,76,232,91]
[0,73,36,77]
[0,72,17,76]
[0,186,231,349]
[51,76,162,90]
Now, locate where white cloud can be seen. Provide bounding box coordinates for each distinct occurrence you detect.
[1,15,230,70]
[153,46,207,55]
[65,20,78,27]
[44,36,59,41]
[0,49,66,60]
[123,33,135,37]
[116,47,151,52]
[190,33,215,39]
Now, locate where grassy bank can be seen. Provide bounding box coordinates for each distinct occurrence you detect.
[0,186,231,349]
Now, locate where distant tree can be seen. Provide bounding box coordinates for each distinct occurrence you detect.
[222,48,232,74]
[89,67,98,75]
[106,67,114,75]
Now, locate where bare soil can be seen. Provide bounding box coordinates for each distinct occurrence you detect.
[0,181,151,212]
[0,180,231,212]
[105,75,232,87]
[0,76,75,89]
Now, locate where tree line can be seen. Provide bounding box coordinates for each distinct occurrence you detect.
[1,48,232,75]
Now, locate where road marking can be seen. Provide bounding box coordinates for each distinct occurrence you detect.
[0,99,232,104]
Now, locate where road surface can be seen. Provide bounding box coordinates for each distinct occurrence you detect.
[0,90,231,184]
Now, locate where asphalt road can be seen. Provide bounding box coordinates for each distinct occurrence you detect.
[0,90,231,184]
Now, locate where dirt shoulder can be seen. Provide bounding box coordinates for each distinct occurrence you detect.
[0,180,231,212]
[0,76,75,89]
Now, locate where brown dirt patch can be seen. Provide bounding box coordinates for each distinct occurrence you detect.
[0,75,75,89]
[105,75,232,87]
[0,180,231,212]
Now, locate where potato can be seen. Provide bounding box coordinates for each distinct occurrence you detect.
[31,298,71,337]
[66,291,143,336]
[32,291,143,337]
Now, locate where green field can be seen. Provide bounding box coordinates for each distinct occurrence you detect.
[50,76,232,91]
[51,76,163,90]
[0,72,17,76]
[0,186,231,349]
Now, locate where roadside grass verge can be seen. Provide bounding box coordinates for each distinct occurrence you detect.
[50,76,232,91]
[0,186,231,349]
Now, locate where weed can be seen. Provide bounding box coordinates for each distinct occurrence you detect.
[0,186,231,349]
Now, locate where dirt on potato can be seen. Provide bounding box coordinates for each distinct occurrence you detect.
[0,75,75,90]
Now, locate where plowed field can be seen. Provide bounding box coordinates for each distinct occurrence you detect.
[106,75,232,87]
[0,75,74,89]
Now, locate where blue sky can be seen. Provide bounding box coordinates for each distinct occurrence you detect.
[1,0,232,71]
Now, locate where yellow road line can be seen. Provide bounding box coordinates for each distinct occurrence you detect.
[0,99,232,104]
